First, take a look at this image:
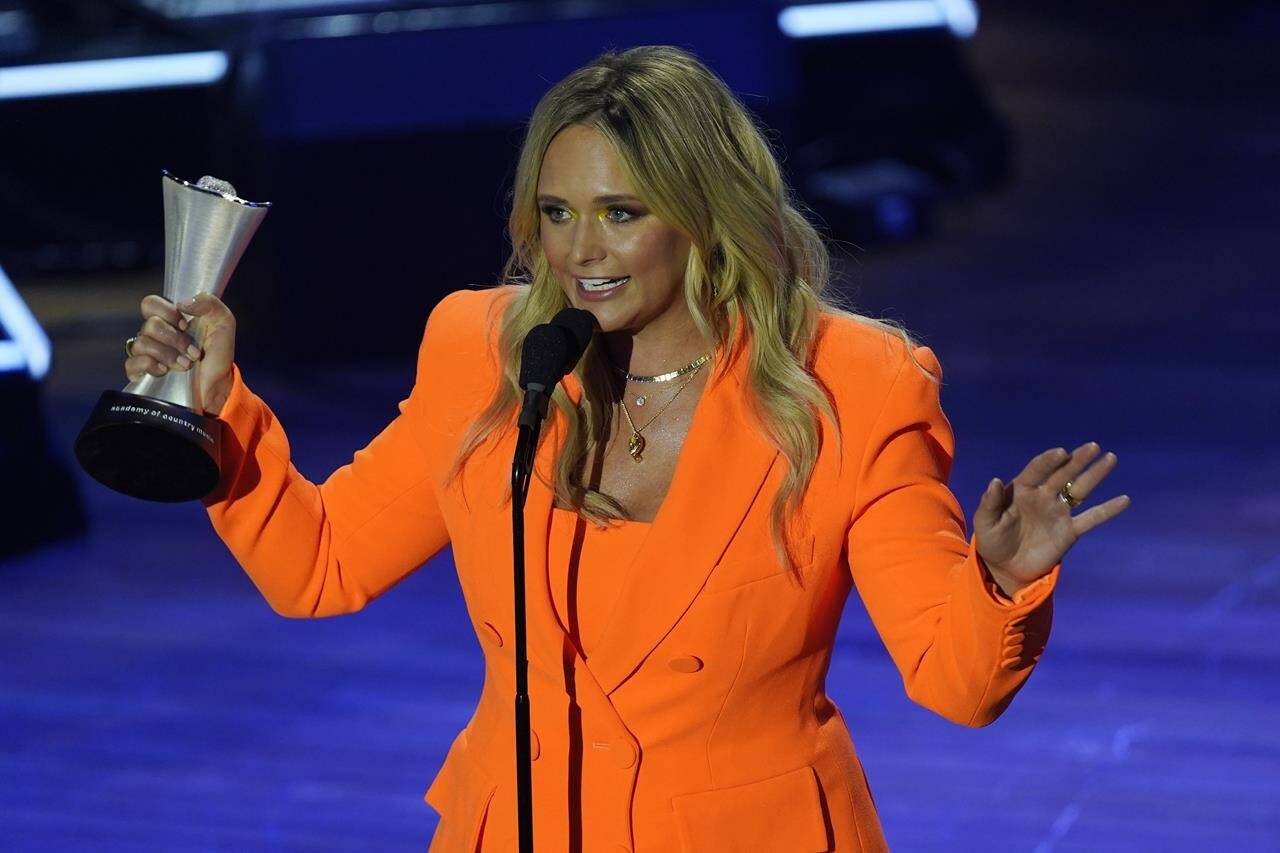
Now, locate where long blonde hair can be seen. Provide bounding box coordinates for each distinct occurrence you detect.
[447,45,936,577]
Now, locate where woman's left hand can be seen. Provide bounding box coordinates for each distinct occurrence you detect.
[974,442,1131,596]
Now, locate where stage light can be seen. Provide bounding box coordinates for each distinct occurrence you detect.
[936,0,979,37]
[137,0,386,17]
[778,0,979,40]
[0,51,229,101]
[0,265,51,381]
[0,263,87,556]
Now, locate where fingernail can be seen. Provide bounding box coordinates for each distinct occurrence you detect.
[176,355,192,369]
[157,364,168,374]
[178,318,188,331]
[187,345,201,360]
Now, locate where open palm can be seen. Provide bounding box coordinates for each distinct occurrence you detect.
[974,442,1130,591]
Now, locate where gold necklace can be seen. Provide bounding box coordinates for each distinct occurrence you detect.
[613,353,711,407]
[617,364,703,462]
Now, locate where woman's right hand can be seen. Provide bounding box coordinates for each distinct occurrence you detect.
[126,292,237,417]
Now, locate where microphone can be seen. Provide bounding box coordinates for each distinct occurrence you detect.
[550,306,598,365]
[517,307,597,430]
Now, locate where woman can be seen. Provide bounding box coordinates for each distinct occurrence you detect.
[123,46,1128,852]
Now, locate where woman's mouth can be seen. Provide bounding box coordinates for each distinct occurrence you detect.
[576,276,631,299]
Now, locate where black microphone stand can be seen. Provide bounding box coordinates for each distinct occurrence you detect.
[511,384,551,853]
[508,309,596,853]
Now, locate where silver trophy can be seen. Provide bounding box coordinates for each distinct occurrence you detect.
[74,170,270,502]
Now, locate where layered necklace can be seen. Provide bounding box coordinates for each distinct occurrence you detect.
[611,353,711,462]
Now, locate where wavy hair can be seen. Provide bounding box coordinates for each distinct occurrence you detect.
[447,45,936,578]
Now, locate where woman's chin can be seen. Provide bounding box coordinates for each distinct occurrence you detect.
[585,312,629,335]
[571,296,632,330]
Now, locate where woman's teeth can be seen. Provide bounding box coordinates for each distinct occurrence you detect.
[578,276,630,292]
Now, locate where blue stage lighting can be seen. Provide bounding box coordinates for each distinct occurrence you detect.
[0,51,229,101]
[138,0,386,17]
[0,265,51,380]
[778,0,979,40]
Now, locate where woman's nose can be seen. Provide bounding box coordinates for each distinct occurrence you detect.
[569,219,607,265]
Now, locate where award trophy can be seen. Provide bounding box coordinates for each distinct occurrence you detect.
[74,170,270,502]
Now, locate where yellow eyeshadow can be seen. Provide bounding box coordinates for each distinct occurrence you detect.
[542,205,633,222]
[557,209,608,221]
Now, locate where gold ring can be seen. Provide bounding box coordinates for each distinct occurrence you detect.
[125,336,138,358]
[1058,480,1083,508]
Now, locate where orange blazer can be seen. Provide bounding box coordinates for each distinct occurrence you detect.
[203,286,1061,852]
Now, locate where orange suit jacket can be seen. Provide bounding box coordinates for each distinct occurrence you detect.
[203,286,1061,852]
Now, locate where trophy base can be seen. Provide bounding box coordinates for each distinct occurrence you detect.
[74,390,222,502]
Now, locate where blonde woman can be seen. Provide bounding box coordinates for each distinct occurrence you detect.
[127,45,1129,852]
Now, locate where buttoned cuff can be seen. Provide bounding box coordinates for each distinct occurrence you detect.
[966,534,1060,611]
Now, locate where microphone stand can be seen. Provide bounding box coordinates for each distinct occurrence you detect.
[511,384,551,853]
[507,308,595,853]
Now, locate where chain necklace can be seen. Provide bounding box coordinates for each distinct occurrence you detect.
[612,352,711,407]
[617,364,704,462]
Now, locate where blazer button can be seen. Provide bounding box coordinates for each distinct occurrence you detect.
[613,738,637,769]
[529,728,540,761]
[668,655,704,673]
[482,621,503,647]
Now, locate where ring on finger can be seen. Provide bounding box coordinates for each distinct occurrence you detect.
[125,336,138,358]
[1057,480,1083,508]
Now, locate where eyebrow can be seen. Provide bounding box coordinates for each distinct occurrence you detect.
[536,193,641,205]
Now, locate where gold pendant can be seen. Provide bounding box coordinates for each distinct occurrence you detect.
[627,431,645,461]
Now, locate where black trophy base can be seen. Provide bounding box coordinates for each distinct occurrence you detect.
[74,390,222,502]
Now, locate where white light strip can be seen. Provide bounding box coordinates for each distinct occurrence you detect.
[778,0,978,39]
[936,0,979,37]
[0,342,27,373]
[0,266,51,380]
[141,0,387,18]
[0,51,228,101]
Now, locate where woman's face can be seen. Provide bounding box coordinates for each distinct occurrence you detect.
[537,124,693,336]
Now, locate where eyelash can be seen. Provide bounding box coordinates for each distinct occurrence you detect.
[540,205,641,224]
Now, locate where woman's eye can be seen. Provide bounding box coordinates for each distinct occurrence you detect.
[607,207,641,222]
[539,205,642,223]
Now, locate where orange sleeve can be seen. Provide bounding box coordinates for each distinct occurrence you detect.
[846,344,1060,727]
[200,292,465,617]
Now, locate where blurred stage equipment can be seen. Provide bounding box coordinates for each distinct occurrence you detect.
[0,263,87,559]
[75,172,270,503]
[0,0,1007,366]
[0,1,235,279]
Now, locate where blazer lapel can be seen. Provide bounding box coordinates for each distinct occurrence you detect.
[565,323,780,696]
[519,412,581,682]
[517,316,779,696]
